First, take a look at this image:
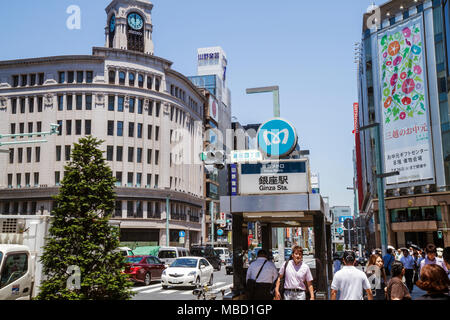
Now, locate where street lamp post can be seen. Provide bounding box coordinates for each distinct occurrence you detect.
[359,123,399,256]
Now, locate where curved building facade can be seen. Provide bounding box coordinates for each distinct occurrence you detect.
[0,0,206,247]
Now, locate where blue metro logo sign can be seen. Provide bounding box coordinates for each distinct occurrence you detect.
[257,118,298,157]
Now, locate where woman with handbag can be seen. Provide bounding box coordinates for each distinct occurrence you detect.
[273,246,314,300]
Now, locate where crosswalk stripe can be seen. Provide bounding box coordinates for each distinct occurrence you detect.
[140,287,165,294]
[214,284,232,292]
[161,289,178,294]
[132,283,161,292]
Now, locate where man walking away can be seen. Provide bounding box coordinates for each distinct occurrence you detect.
[386,261,411,300]
[245,249,278,300]
[400,249,415,292]
[383,248,395,278]
[331,251,373,300]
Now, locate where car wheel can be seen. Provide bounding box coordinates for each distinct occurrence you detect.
[144,273,151,286]
[208,274,213,286]
[195,277,201,288]
[162,285,168,289]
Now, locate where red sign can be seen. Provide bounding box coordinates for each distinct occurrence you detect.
[353,103,359,134]
[248,235,253,247]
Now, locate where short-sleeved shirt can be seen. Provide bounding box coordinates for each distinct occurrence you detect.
[246,257,279,284]
[419,257,448,273]
[279,260,313,290]
[386,277,411,300]
[331,266,371,300]
[400,255,415,269]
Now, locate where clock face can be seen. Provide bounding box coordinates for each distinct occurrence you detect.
[128,13,143,30]
[110,15,116,33]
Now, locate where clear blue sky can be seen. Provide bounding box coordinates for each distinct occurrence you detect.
[0,0,387,211]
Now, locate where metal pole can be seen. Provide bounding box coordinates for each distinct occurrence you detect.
[374,125,388,256]
[273,88,280,118]
[166,196,170,246]
[210,201,214,247]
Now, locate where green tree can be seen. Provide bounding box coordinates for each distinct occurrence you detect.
[36,136,134,300]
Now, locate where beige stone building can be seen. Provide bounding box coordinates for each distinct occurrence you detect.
[0,0,206,247]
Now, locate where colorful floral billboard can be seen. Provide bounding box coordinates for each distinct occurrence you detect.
[378,16,434,185]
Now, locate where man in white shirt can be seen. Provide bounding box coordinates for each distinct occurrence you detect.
[246,249,278,300]
[331,251,373,300]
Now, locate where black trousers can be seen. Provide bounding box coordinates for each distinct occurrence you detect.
[405,269,414,292]
[250,283,273,300]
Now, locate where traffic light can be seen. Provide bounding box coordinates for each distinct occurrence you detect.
[199,149,225,169]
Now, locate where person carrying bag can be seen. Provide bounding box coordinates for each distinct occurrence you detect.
[246,250,278,300]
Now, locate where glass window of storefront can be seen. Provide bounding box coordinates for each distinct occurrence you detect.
[390,206,442,222]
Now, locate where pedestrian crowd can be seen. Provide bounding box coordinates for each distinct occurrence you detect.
[244,243,450,300]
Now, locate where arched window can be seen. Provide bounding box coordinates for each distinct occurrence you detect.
[138,74,144,88]
[129,73,135,86]
[119,71,125,85]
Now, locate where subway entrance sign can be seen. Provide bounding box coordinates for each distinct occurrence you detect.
[239,159,309,195]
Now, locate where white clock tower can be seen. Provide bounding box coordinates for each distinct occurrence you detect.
[105,0,154,55]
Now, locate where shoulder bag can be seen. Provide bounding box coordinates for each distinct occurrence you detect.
[246,260,267,299]
[271,260,289,299]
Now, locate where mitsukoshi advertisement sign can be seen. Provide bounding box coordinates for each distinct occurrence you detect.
[378,15,434,185]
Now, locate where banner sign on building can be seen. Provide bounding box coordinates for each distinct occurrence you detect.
[208,95,219,123]
[239,160,308,195]
[378,16,434,185]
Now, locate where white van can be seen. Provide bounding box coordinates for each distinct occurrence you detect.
[0,245,34,300]
[157,247,190,266]
[118,247,134,257]
[214,247,230,265]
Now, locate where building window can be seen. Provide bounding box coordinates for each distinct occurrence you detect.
[56,146,61,161]
[16,173,21,188]
[116,146,123,162]
[38,73,44,85]
[30,74,36,86]
[119,71,125,85]
[66,120,72,135]
[115,201,122,217]
[12,75,19,87]
[55,172,61,186]
[146,174,152,187]
[28,122,33,134]
[109,70,115,84]
[29,98,34,113]
[59,72,65,84]
[58,96,63,111]
[34,173,39,187]
[117,121,123,136]
[128,147,134,162]
[20,99,25,113]
[417,3,424,12]
[138,99,143,114]
[75,120,82,135]
[26,147,32,163]
[128,122,135,137]
[148,100,153,116]
[10,123,15,135]
[129,73,135,87]
[155,78,160,91]
[115,172,122,187]
[8,174,13,188]
[155,126,159,141]
[85,120,91,135]
[12,98,17,114]
[21,74,27,87]
[86,95,92,110]
[65,145,71,161]
[118,96,124,112]
[86,71,93,83]
[57,120,63,136]
[38,97,43,112]
[138,74,144,88]
[137,148,142,163]
[107,121,114,136]
[19,123,24,138]
[129,97,135,113]
[108,96,115,111]
[155,174,159,188]
[136,174,142,188]
[137,123,143,138]
[155,150,159,165]
[35,147,40,162]
[76,95,82,110]
[9,149,13,164]
[37,122,41,137]
[107,146,113,161]
[25,173,31,187]
[68,71,74,83]
[156,102,160,117]
[67,95,73,110]
[127,174,133,188]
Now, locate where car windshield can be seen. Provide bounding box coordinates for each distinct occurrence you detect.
[159,250,177,258]
[170,258,198,268]
[125,257,143,264]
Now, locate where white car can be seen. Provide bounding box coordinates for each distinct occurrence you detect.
[214,247,230,265]
[161,257,214,289]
